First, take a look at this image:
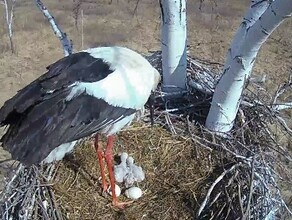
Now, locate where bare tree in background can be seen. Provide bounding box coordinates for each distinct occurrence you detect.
[206,0,292,134]
[1,0,16,53]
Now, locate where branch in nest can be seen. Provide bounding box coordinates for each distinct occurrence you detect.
[272,102,292,111]
[275,115,292,136]
[272,75,292,105]
[188,79,213,95]
[0,164,63,219]
[242,158,255,220]
[197,163,241,217]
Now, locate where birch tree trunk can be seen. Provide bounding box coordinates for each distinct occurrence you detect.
[160,0,187,93]
[206,0,292,133]
[2,0,16,53]
[223,0,270,68]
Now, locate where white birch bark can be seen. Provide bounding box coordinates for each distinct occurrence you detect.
[206,0,292,133]
[223,0,271,69]
[1,0,16,53]
[160,0,187,92]
[35,0,73,56]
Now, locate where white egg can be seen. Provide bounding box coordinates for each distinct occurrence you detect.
[107,184,121,197]
[125,186,143,200]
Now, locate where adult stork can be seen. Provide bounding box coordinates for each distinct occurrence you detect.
[0,46,161,208]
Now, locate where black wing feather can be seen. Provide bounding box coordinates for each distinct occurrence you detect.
[40,52,113,89]
[0,52,114,125]
[1,93,136,166]
[0,51,130,166]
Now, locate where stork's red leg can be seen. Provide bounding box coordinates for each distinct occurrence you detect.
[104,136,117,202]
[105,135,133,208]
[94,134,107,192]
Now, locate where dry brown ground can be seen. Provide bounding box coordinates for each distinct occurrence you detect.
[0,0,291,219]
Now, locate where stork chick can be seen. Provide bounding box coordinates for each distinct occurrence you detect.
[114,152,129,183]
[123,156,145,187]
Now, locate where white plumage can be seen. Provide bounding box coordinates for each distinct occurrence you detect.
[43,141,77,164]
[66,47,158,109]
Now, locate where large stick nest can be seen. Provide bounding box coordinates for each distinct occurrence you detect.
[0,51,291,220]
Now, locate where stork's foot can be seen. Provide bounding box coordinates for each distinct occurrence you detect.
[98,177,109,196]
[112,200,134,209]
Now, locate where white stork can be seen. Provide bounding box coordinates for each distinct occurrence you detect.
[0,46,161,208]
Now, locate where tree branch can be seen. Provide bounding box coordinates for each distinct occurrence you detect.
[34,0,73,56]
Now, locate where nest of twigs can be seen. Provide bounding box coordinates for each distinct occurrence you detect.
[0,51,291,220]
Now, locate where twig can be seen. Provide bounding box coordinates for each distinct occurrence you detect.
[1,163,23,197]
[272,102,292,111]
[243,158,255,220]
[272,75,292,105]
[275,115,292,135]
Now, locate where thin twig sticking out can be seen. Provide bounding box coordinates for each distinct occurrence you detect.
[34,0,73,56]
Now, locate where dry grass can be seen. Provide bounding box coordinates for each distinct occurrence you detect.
[53,123,211,220]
